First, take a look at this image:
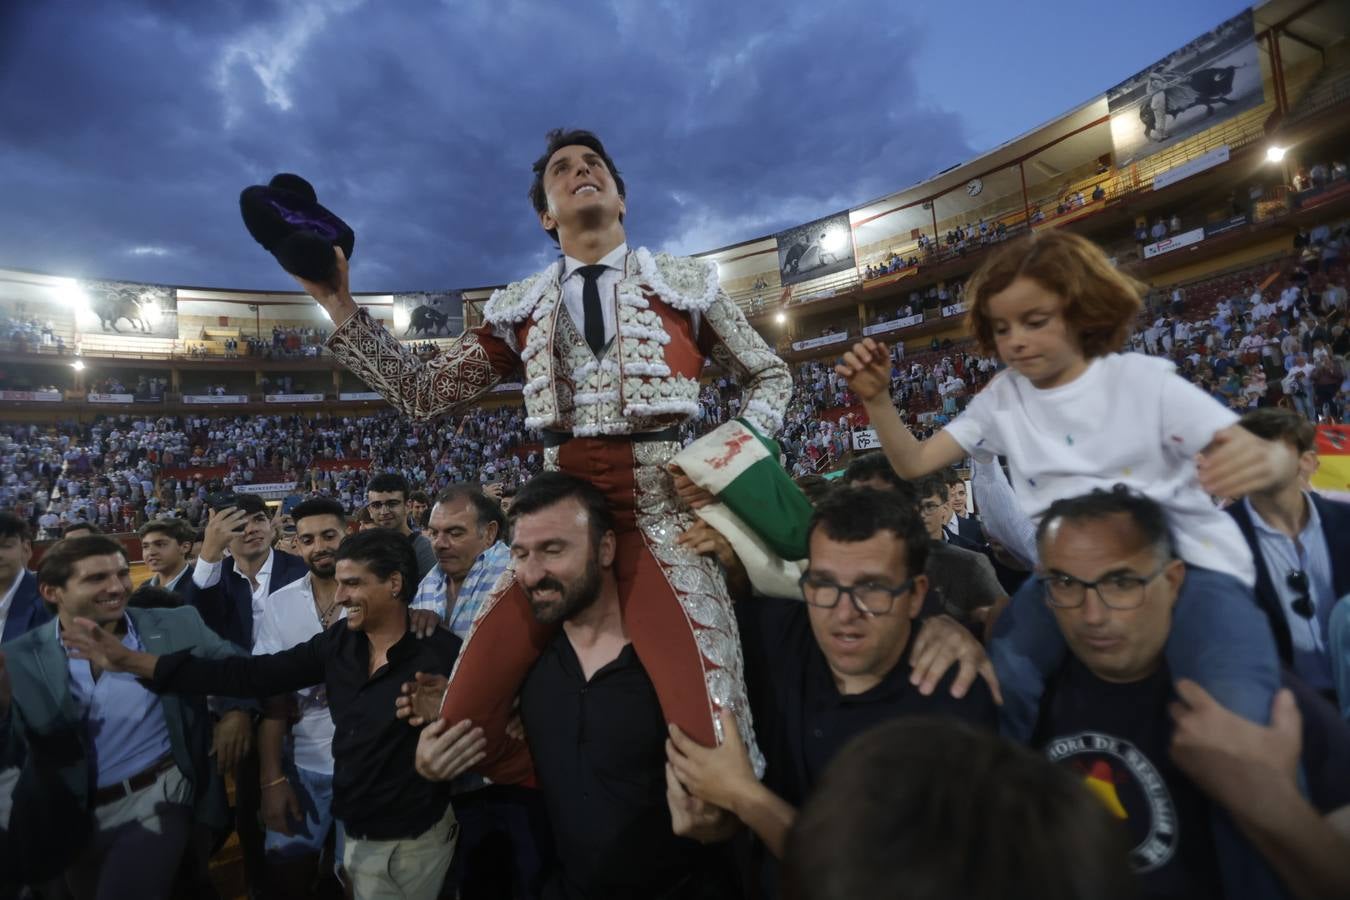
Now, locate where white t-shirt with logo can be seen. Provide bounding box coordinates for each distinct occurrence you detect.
[943,353,1254,585]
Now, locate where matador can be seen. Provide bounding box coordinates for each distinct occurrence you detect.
[297,129,792,784]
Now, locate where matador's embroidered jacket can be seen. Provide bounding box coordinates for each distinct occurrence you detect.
[326,247,791,439]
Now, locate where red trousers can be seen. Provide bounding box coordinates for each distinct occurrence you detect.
[440,438,740,785]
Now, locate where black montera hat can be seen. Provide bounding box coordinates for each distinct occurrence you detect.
[239,173,355,283]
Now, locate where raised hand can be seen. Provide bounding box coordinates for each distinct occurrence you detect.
[201,506,249,562]
[289,246,358,323]
[834,338,892,403]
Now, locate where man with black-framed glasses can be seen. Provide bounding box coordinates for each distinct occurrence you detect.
[367,472,437,580]
[1031,487,1350,900]
[665,485,997,886]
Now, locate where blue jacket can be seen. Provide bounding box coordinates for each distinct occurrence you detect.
[181,549,307,650]
[1,571,51,645]
[1226,493,1350,666]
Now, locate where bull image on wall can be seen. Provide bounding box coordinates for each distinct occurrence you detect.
[394,290,462,339]
[78,280,179,338]
[1107,9,1264,167]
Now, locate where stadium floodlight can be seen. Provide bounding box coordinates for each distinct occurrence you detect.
[774,311,787,325]
[71,360,85,371]
[1266,145,1286,163]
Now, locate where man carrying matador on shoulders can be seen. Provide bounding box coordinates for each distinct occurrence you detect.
[289,128,792,783]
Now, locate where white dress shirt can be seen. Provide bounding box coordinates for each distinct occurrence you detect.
[0,570,24,640]
[193,549,276,645]
[561,242,628,347]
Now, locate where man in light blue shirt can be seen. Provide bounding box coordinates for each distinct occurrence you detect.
[0,535,234,894]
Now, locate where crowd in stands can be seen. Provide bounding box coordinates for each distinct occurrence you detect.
[4,237,1347,542]
[1292,157,1349,193]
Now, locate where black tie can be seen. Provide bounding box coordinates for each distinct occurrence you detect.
[577,264,607,356]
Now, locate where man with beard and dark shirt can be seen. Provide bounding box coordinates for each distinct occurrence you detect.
[1031,487,1350,900]
[409,472,741,900]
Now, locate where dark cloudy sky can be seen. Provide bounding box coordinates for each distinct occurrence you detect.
[0,0,1250,293]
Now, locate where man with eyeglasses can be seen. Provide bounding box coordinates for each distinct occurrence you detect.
[665,485,997,883]
[1225,408,1350,702]
[366,472,437,580]
[1031,487,1350,900]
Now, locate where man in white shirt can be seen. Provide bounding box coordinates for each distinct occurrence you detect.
[138,517,195,597]
[183,492,306,890]
[254,496,348,897]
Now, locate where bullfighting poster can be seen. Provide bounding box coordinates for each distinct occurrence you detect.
[394,290,462,339]
[1107,9,1264,167]
[76,279,179,338]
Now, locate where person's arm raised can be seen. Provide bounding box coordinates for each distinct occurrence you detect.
[836,338,965,479]
[300,247,518,421]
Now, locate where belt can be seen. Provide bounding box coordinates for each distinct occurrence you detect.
[92,756,176,807]
[541,426,680,449]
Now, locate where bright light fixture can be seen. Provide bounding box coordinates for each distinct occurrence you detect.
[822,228,849,255]
[71,360,85,371]
[774,311,787,325]
[1266,145,1286,163]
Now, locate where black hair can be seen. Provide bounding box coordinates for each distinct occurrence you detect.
[913,474,949,504]
[434,484,507,539]
[784,719,1136,900]
[0,511,33,543]
[37,535,127,589]
[843,453,907,493]
[61,521,100,537]
[1238,407,1315,455]
[794,474,834,508]
[128,584,182,610]
[233,493,268,517]
[366,472,411,500]
[334,529,418,603]
[808,486,929,580]
[1035,485,1175,562]
[408,490,431,505]
[138,518,195,544]
[529,128,627,245]
[510,472,615,550]
[291,496,348,528]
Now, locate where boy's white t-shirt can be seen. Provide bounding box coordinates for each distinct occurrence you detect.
[944,353,1255,585]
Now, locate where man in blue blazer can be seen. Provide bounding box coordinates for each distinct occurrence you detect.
[0,535,235,894]
[178,492,306,892]
[1229,409,1350,698]
[0,513,50,645]
[182,494,307,651]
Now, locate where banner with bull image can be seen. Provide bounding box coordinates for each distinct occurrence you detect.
[76,279,179,339]
[1106,8,1263,167]
[394,291,463,339]
[774,212,856,287]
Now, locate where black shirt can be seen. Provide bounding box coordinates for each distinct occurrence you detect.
[736,595,999,808]
[519,633,737,900]
[1034,658,1225,900]
[153,619,460,840]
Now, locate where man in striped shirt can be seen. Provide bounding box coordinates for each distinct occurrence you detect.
[409,485,546,897]
[410,485,510,639]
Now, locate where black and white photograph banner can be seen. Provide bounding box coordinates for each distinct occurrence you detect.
[774,212,856,287]
[1106,9,1263,166]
